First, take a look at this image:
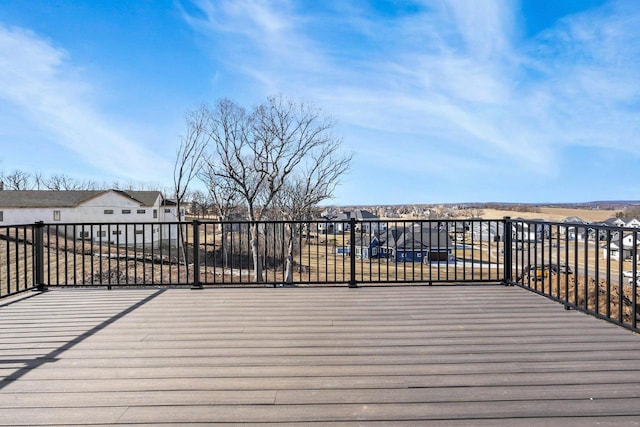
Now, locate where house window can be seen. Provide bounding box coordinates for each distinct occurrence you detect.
[79,231,89,239]
[0,211,3,222]
[122,209,131,214]
[97,231,106,238]
[112,230,122,235]
[104,209,114,214]
[153,209,158,219]
[135,230,144,235]
[164,208,171,213]
[137,209,146,214]
[53,210,61,221]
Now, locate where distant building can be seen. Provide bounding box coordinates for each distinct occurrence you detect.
[316,209,382,234]
[0,189,180,248]
[381,224,452,262]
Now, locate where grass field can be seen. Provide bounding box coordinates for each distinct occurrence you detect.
[481,207,619,222]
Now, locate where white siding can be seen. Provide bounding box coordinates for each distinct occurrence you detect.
[0,191,179,249]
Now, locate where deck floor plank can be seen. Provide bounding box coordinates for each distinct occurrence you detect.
[0,285,639,425]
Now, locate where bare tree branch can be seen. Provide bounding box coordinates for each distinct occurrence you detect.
[174,104,210,221]
[1,169,32,190]
[201,95,351,282]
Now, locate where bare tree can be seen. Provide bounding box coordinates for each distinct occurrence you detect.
[203,96,346,282]
[45,174,83,190]
[33,171,45,190]
[200,161,240,220]
[623,206,640,219]
[173,105,210,270]
[274,140,351,282]
[1,169,32,189]
[467,207,485,219]
[174,106,210,222]
[200,161,240,268]
[190,190,208,218]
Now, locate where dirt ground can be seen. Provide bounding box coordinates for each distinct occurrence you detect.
[481,207,618,222]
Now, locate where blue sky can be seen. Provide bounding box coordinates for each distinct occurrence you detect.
[0,0,638,205]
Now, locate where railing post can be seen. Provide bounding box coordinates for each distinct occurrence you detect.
[191,220,203,289]
[34,221,47,292]
[349,217,357,288]
[503,216,513,286]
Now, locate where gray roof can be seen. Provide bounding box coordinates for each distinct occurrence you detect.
[124,191,163,207]
[382,225,452,250]
[562,216,586,224]
[0,190,162,208]
[353,209,379,220]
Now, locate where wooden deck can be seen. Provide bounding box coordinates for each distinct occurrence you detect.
[1,285,640,425]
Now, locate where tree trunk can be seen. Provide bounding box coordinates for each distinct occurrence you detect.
[176,202,189,281]
[250,223,263,282]
[221,224,229,269]
[284,224,297,283]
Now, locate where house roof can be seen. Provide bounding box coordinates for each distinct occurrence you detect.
[562,216,586,224]
[382,225,452,250]
[123,191,162,207]
[353,209,379,220]
[603,218,624,226]
[0,190,162,208]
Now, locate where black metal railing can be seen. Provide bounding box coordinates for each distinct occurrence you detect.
[1,217,638,332]
[506,218,639,332]
[0,218,507,291]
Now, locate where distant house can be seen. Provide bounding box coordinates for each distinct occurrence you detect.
[471,221,505,242]
[567,227,589,241]
[623,218,640,228]
[0,189,180,248]
[332,212,351,233]
[316,217,335,234]
[602,233,640,261]
[511,220,549,242]
[353,235,380,259]
[317,209,382,234]
[511,222,537,242]
[561,217,589,239]
[381,224,452,262]
[562,216,587,224]
[603,218,626,228]
[353,209,383,233]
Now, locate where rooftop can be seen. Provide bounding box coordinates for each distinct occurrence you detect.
[1,285,639,425]
[0,189,163,208]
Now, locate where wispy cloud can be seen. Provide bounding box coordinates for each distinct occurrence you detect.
[182,0,640,201]
[0,24,171,181]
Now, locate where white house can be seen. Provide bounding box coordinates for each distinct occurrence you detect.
[623,218,640,228]
[318,209,384,234]
[0,189,181,248]
[471,221,505,242]
[601,233,640,261]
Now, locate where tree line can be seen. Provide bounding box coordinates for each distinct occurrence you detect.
[0,169,160,192]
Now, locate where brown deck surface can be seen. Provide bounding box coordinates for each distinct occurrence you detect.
[0,285,640,425]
